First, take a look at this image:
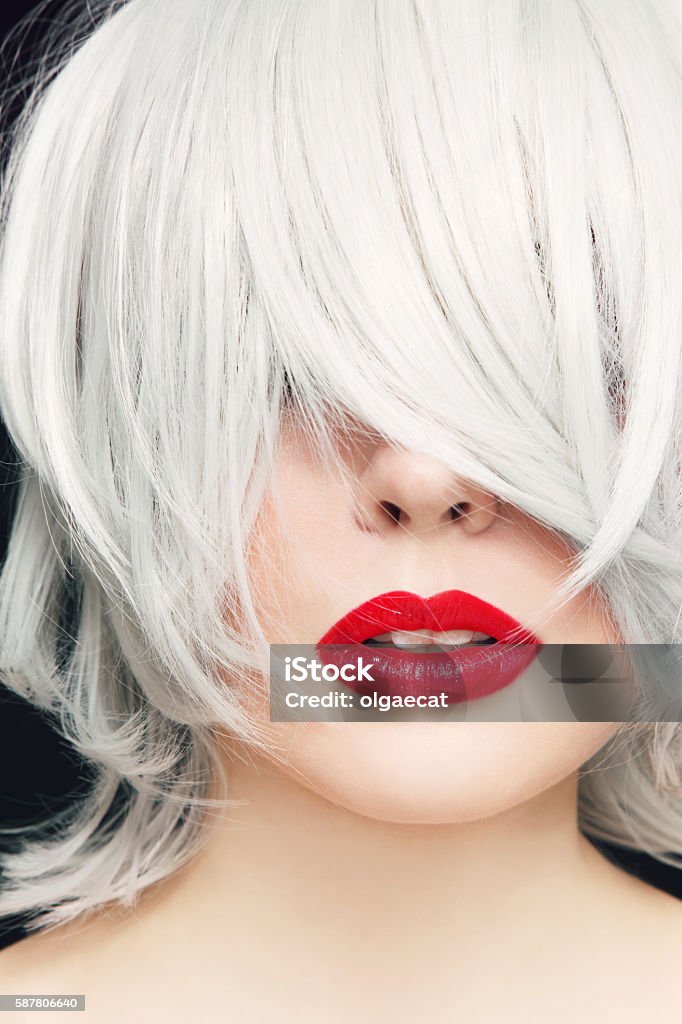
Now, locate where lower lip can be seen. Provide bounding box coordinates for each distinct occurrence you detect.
[317,643,540,703]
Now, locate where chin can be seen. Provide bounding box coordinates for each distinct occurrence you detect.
[271,720,618,825]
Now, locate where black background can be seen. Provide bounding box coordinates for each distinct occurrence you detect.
[0,0,679,953]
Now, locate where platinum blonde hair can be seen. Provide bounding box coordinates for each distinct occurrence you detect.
[0,0,681,932]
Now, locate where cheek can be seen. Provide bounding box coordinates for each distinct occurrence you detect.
[246,457,361,642]
[262,720,619,824]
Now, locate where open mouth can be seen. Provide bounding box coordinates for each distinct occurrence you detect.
[317,590,541,704]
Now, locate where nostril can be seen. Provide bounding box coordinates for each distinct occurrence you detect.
[380,500,402,524]
[450,503,468,521]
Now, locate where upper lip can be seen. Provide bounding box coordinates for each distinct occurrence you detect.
[319,590,540,645]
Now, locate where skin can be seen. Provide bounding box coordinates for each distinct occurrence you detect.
[242,414,627,824]
[1,415,681,1022]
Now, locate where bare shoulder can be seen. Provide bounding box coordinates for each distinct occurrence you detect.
[0,909,120,983]
[591,859,682,1007]
[0,906,150,1023]
[0,900,246,1024]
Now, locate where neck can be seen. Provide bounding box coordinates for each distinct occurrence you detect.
[141,743,613,960]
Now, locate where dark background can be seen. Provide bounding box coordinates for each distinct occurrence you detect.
[0,0,119,951]
[0,0,680,954]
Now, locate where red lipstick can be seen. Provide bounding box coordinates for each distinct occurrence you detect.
[318,590,540,704]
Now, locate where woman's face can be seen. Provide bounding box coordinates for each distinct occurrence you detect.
[242,414,621,824]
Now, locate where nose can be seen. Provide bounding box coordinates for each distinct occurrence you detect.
[354,445,498,537]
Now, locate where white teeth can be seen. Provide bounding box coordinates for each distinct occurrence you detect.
[390,630,434,647]
[433,629,475,645]
[367,629,494,646]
